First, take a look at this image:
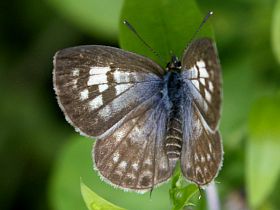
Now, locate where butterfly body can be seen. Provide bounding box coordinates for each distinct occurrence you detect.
[163,58,184,160]
[53,38,223,192]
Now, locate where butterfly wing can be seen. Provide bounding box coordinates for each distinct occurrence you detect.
[94,98,176,192]
[180,38,223,186]
[53,45,164,138]
[54,45,174,191]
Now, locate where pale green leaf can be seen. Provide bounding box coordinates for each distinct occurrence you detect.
[81,180,125,210]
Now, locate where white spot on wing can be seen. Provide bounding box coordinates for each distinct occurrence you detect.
[114,129,126,142]
[191,80,200,90]
[113,152,120,162]
[197,60,206,68]
[132,163,139,170]
[87,75,107,86]
[197,60,209,78]
[207,153,211,161]
[119,161,127,169]
[201,156,205,163]
[73,79,78,89]
[200,78,205,86]
[194,153,199,161]
[72,68,79,76]
[98,84,108,92]
[200,68,209,78]
[204,167,208,173]
[89,95,103,110]
[191,66,198,78]
[80,89,89,100]
[195,166,202,175]
[113,69,130,83]
[127,173,136,179]
[209,81,214,92]
[90,66,110,75]
[209,143,213,153]
[205,89,212,102]
[115,84,133,95]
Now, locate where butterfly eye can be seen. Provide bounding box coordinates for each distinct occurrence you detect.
[166,56,181,70]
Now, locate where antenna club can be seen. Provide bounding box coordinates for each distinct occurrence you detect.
[209,11,214,15]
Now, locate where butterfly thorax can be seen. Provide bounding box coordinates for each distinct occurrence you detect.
[164,57,183,159]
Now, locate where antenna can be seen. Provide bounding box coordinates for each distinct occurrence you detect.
[185,11,214,51]
[123,20,165,63]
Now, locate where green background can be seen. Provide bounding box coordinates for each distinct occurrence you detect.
[1,0,280,209]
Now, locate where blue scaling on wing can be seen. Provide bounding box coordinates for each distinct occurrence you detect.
[93,94,176,192]
[53,45,165,139]
[180,38,223,186]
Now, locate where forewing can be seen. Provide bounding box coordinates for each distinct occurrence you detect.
[53,45,164,138]
[181,99,223,186]
[94,97,176,192]
[181,38,221,130]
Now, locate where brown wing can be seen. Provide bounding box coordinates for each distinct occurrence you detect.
[181,101,223,186]
[93,97,176,192]
[53,45,164,138]
[181,38,222,130]
[180,38,223,186]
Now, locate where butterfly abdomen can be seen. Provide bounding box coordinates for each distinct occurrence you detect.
[165,71,183,159]
[166,112,183,159]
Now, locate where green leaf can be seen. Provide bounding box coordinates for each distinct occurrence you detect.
[171,185,198,210]
[119,0,213,67]
[81,180,126,210]
[49,136,172,210]
[272,0,280,64]
[169,169,199,210]
[246,94,280,209]
[46,0,123,40]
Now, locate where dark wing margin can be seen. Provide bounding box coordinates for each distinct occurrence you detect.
[181,38,221,130]
[93,98,176,192]
[53,45,164,138]
[180,38,223,186]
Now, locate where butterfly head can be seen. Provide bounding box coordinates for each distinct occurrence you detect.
[166,55,181,72]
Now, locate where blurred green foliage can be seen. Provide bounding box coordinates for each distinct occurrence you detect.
[46,0,123,41]
[1,0,280,210]
[119,0,213,66]
[247,94,280,208]
[272,0,280,64]
[49,137,171,210]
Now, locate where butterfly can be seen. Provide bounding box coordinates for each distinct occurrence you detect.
[53,34,223,192]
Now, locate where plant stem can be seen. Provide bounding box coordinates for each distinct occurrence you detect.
[205,183,221,210]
